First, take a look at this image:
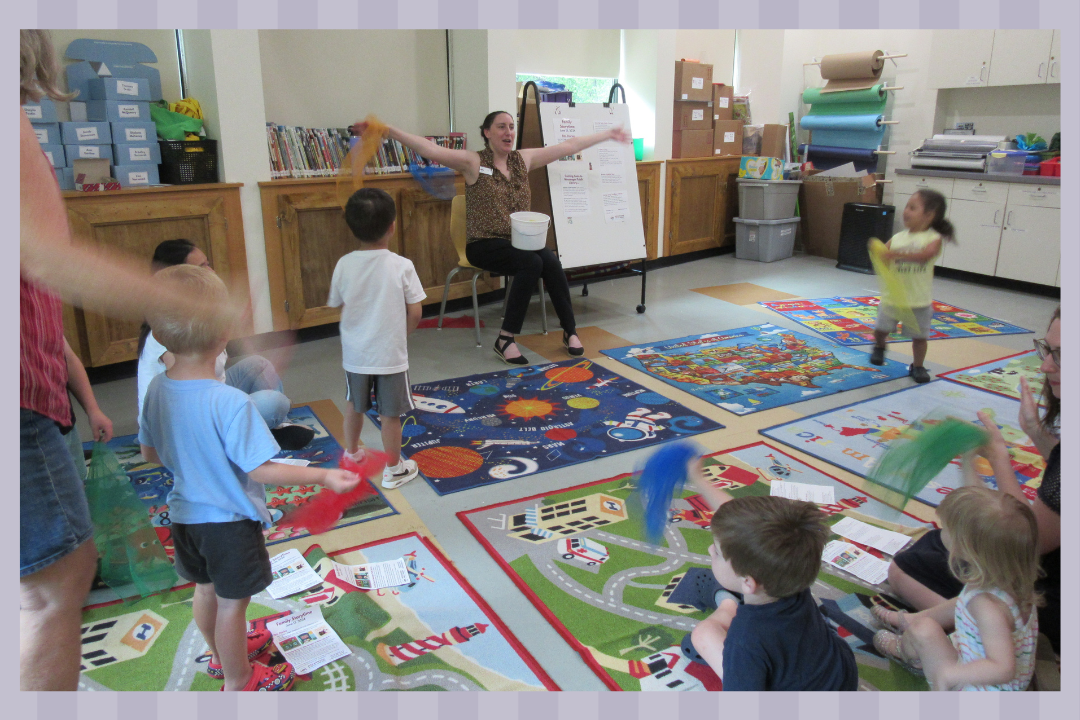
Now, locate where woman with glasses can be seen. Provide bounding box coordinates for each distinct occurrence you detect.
[881,308,1062,659]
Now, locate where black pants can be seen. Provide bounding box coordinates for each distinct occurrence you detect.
[466,238,576,336]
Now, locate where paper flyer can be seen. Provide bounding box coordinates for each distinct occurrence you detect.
[770,480,836,506]
[271,458,310,467]
[266,607,350,675]
[553,117,583,162]
[822,540,889,586]
[561,172,591,216]
[333,557,411,590]
[602,191,630,223]
[600,171,626,186]
[831,517,913,556]
[596,146,624,167]
[267,548,323,599]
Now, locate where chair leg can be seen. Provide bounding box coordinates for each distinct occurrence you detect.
[540,280,548,335]
[439,266,462,329]
[470,271,482,347]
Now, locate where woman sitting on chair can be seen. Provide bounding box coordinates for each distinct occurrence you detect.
[352,112,631,365]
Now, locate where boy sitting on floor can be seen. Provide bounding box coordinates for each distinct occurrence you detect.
[684,461,859,691]
[139,264,360,691]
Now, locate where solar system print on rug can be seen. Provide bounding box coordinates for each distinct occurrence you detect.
[457,442,935,692]
[759,297,1032,346]
[369,360,723,495]
[86,406,397,558]
[601,324,909,415]
[78,533,556,691]
[759,381,1045,508]
[938,350,1046,404]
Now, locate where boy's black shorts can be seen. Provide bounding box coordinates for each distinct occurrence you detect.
[171,519,273,599]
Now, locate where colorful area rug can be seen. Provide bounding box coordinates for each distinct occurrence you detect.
[601,324,909,415]
[939,350,1046,404]
[458,442,935,692]
[760,381,1045,508]
[78,533,555,691]
[87,405,397,557]
[759,297,1032,346]
[371,360,722,495]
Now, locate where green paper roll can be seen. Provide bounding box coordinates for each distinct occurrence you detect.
[803,85,887,106]
[806,98,887,117]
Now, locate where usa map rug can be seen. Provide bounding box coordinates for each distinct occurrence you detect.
[87,405,397,556]
[938,350,1046,404]
[601,324,909,415]
[78,533,556,692]
[458,442,935,692]
[759,297,1032,346]
[760,381,1045,508]
[371,360,722,495]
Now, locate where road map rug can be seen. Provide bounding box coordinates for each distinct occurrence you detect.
[938,350,1046,404]
[760,381,1045,508]
[759,297,1031,346]
[601,325,909,415]
[458,442,936,692]
[78,533,555,692]
[370,360,722,495]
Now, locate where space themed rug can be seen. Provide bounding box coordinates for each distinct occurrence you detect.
[370,360,723,495]
[601,325,909,415]
[759,297,1032,346]
[458,442,934,691]
[78,533,556,692]
[86,405,397,559]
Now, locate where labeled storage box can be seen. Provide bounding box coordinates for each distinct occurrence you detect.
[40,144,65,168]
[22,97,58,123]
[734,217,800,262]
[61,121,112,144]
[33,122,62,145]
[674,60,712,102]
[114,164,160,187]
[712,84,734,122]
[672,129,714,159]
[87,77,151,101]
[55,166,75,191]
[159,139,219,184]
[738,156,783,180]
[736,179,802,220]
[113,142,162,165]
[673,101,712,130]
[111,121,157,143]
[713,120,743,156]
[85,100,151,122]
[64,143,112,164]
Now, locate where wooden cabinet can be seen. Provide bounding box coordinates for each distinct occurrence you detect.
[929,30,995,89]
[988,30,1056,87]
[636,161,662,260]
[663,156,742,256]
[61,183,250,367]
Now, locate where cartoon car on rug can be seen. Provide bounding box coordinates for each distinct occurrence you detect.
[557,537,609,565]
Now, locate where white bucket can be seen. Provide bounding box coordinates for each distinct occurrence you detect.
[509,211,550,251]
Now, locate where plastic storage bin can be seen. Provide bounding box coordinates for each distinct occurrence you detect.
[736,178,802,220]
[986,151,1026,175]
[734,217,800,262]
[158,140,218,184]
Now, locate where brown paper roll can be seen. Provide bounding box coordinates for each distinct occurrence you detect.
[819,50,885,80]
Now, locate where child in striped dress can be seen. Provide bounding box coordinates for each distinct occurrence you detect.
[872,486,1039,691]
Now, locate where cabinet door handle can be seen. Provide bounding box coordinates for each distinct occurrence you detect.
[973,187,986,193]
[1051,61,1058,78]
[1038,62,1045,78]
[979,65,986,82]
[992,210,1000,225]
[1006,210,1013,227]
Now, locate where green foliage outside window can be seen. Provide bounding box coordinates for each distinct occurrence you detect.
[516,74,618,103]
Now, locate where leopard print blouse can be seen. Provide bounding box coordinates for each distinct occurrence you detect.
[465,148,531,242]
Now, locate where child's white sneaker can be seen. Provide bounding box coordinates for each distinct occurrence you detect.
[382,459,419,489]
[343,447,367,463]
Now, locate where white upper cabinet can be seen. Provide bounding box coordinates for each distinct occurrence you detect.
[1048,30,1061,85]
[929,30,995,89]
[988,30,1055,87]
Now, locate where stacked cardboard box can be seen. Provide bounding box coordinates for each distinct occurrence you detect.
[23,98,73,189]
[672,61,713,158]
[86,77,159,187]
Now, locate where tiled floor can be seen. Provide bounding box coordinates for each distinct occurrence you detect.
[83,252,1059,690]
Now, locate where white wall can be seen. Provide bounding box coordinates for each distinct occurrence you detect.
[935,85,1061,144]
[449,30,490,150]
[258,30,450,135]
[513,30,621,79]
[674,30,736,86]
[48,29,184,105]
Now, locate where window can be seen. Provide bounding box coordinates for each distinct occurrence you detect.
[516,74,619,104]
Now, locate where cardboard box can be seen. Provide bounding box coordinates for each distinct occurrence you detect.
[672,128,714,158]
[65,38,163,103]
[65,143,111,165]
[32,122,61,145]
[761,124,788,161]
[40,144,65,168]
[22,98,58,123]
[713,120,743,156]
[799,172,883,259]
[111,121,157,144]
[72,158,120,191]
[674,60,712,102]
[114,164,160,188]
[69,102,88,122]
[85,100,151,122]
[673,101,713,130]
[87,77,151,101]
[712,84,734,122]
[61,121,112,144]
[113,142,162,165]
[739,156,784,180]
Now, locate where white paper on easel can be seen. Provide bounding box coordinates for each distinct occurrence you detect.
[600,171,626,185]
[603,191,630,223]
[554,117,583,162]
[831,517,913,556]
[770,480,835,505]
[596,146,624,167]
[561,172,591,216]
[822,540,889,585]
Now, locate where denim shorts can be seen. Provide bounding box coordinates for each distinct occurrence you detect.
[20,408,93,577]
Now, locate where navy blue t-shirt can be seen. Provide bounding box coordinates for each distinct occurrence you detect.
[722,588,858,691]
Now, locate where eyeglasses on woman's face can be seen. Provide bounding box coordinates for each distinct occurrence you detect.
[1033,338,1060,367]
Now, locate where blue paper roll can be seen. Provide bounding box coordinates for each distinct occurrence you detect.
[805,128,885,150]
[799,113,884,132]
[798,144,879,172]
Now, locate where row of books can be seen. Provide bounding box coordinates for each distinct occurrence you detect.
[265,123,467,179]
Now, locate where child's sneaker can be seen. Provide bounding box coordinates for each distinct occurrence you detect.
[869,345,886,366]
[220,661,297,691]
[382,459,419,489]
[909,364,931,383]
[270,423,316,450]
[343,447,367,463]
[205,628,275,678]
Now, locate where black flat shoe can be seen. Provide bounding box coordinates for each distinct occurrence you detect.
[563,331,584,357]
[494,334,529,366]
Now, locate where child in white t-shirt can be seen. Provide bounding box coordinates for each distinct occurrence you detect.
[329,189,426,489]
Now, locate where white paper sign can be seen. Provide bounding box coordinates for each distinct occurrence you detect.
[596,146,624,168]
[718,97,730,108]
[124,127,147,141]
[724,131,735,143]
[554,117,583,161]
[23,105,42,119]
[128,147,151,162]
[561,172,591,216]
[34,128,48,143]
[770,480,835,505]
[118,104,140,118]
[822,540,889,585]
[78,146,102,158]
[681,93,688,100]
[333,557,411,590]
[267,607,350,675]
[593,120,617,134]
[43,151,55,165]
[600,171,626,186]
[116,80,139,96]
[127,170,150,184]
[692,109,704,121]
[691,77,704,89]
[76,126,100,141]
[603,191,630,224]
[831,517,913,556]
[267,548,323,599]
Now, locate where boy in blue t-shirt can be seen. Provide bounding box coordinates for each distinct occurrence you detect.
[685,462,858,691]
[139,265,360,692]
